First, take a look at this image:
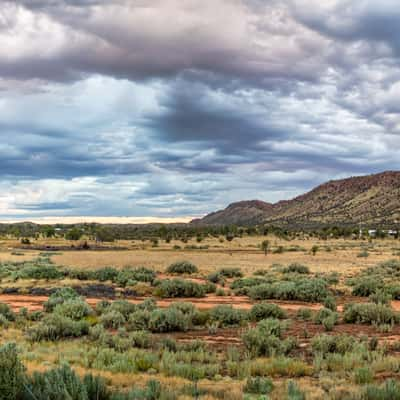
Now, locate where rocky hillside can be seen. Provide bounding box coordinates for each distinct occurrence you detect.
[194,171,400,227]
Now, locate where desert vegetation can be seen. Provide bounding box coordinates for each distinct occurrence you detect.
[0,229,400,399]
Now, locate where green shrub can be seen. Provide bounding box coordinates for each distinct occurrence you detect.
[0,343,25,400]
[148,308,191,333]
[250,278,328,302]
[26,364,93,400]
[115,267,156,286]
[363,379,400,399]
[154,279,206,298]
[370,289,392,305]
[313,308,338,325]
[108,300,137,319]
[323,296,337,311]
[218,267,243,278]
[311,334,362,357]
[54,299,93,320]
[0,302,16,321]
[296,308,313,321]
[209,305,248,326]
[242,319,295,357]
[351,277,382,297]
[44,287,80,312]
[354,366,373,384]
[92,266,119,282]
[100,310,126,329]
[27,314,89,341]
[343,303,399,325]
[283,263,310,274]
[166,261,198,274]
[250,302,287,321]
[287,380,306,400]
[127,310,151,331]
[243,376,274,394]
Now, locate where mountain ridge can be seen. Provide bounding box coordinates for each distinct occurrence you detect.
[193,171,400,227]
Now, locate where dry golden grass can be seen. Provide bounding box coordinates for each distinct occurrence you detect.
[47,236,399,276]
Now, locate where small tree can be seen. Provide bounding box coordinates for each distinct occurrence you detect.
[311,245,319,256]
[261,240,270,256]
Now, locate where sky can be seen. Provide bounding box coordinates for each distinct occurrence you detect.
[0,0,400,221]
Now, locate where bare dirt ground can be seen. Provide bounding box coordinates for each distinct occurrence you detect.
[0,293,323,312]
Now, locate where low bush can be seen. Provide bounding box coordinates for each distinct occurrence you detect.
[363,379,400,400]
[166,261,198,274]
[242,318,295,357]
[282,263,310,274]
[311,334,363,357]
[250,278,329,302]
[243,376,274,395]
[351,277,383,297]
[250,302,287,321]
[296,308,313,321]
[209,305,248,326]
[44,287,81,312]
[115,267,156,286]
[0,302,15,321]
[154,279,206,298]
[54,298,93,320]
[313,308,339,326]
[148,307,192,333]
[27,314,89,341]
[218,267,243,278]
[343,303,399,325]
[0,343,25,399]
[100,310,126,329]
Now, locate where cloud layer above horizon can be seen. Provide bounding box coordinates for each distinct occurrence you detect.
[1,0,399,218]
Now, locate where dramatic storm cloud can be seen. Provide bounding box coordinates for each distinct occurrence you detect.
[0,0,399,219]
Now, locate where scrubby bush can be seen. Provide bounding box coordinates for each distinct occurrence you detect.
[311,334,364,357]
[0,343,25,399]
[127,310,151,331]
[297,308,313,321]
[44,287,80,312]
[218,267,243,278]
[370,289,392,305]
[313,308,338,326]
[27,314,89,341]
[0,302,15,321]
[363,379,400,399]
[354,367,373,384]
[283,263,310,274]
[209,305,248,326]
[107,300,137,319]
[250,278,328,302]
[154,279,206,298]
[92,266,119,282]
[351,277,383,297]
[287,380,306,400]
[148,307,191,333]
[323,296,337,311]
[54,298,93,320]
[243,376,274,395]
[166,261,198,274]
[250,302,287,321]
[231,277,270,295]
[100,310,126,329]
[115,267,156,286]
[242,319,295,357]
[343,303,399,325]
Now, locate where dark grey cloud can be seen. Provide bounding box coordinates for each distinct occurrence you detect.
[0,0,399,218]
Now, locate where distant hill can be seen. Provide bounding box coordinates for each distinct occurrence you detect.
[193,171,400,228]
